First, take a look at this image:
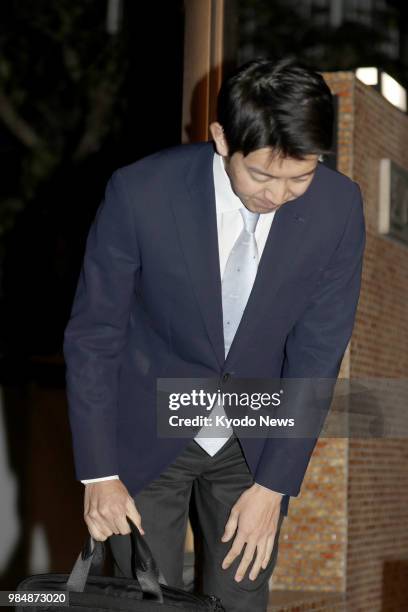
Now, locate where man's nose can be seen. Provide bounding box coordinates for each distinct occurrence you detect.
[264,184,288,205]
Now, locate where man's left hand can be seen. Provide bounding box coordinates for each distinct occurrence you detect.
[221,483,282,582]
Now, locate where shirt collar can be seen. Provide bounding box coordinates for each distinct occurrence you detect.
[213,152,243,213]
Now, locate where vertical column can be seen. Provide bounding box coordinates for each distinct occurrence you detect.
[182,0,225,143]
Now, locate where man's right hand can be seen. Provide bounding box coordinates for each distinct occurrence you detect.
[84,479,144,541]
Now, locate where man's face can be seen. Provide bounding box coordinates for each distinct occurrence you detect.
[224,148,319,214]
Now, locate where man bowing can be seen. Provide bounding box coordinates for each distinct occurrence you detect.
[64,57,365,612]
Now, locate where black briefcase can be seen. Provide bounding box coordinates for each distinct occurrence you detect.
[16,519,224,611]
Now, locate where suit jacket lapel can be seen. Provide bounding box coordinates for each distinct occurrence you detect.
[170,143,225,368]
[170,146,321,370]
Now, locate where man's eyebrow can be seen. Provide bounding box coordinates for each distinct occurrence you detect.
[247,165,318,179]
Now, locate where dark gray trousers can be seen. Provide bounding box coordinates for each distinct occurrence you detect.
[109,436,285,612]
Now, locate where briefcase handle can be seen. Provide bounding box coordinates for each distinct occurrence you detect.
[66,518,163,603]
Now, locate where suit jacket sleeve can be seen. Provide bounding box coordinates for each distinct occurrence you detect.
[63,170,140,480]
[255,182,366,496]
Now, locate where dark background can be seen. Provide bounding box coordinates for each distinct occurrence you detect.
[0,0,184,368]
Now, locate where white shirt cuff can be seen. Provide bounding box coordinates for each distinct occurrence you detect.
[81,475,119,484]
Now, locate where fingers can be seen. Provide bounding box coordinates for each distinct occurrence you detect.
[224,537,270,582]
[85,516,111,541]
[221,508,238,543]
[222,533,246,570]
[125,497,145,535]
[84,481,143,542]
[249,540,267,581]
[261,534,275,570]
[234,541,256,582]
[111,513,131,535]
[84,504,116,541]
[84,484,110,537]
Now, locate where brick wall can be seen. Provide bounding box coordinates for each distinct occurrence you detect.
[270,72,408,612]
[271,438,348,592]
[346,75,408,612]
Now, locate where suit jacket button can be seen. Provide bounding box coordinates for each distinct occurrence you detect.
[222,373,230,382]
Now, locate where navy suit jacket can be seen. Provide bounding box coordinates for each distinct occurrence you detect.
[63,142,366,516]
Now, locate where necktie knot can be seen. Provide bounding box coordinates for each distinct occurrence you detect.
[240,207,260,234]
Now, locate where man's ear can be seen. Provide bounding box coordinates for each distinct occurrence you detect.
[209,122,229,157]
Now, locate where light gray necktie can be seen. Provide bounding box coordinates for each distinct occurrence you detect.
[195,207,260,455]
[222,207,260,357]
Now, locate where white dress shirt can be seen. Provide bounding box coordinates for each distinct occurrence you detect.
[82,152,276,484]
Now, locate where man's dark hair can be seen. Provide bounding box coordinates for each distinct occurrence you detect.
[217,57,334,159]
